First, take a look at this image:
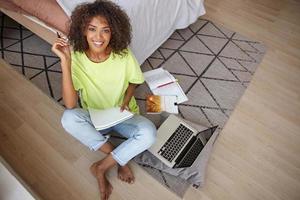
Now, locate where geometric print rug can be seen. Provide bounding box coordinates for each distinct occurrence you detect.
[134,19,266,198]
[0,13,266,198]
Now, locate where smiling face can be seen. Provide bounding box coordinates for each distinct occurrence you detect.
[85,16,112,56]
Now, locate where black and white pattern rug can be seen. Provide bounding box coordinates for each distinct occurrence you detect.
[135,19,266,197]
[0,13,266,198]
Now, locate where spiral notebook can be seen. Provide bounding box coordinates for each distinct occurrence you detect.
[143,67,188,103]
[88,107,134,130]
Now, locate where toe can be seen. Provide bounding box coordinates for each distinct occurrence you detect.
[129,178,134,184]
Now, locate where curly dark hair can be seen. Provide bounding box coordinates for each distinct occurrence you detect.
[68,0,132,56]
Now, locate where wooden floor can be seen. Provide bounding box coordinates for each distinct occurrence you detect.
[1,0,300,199]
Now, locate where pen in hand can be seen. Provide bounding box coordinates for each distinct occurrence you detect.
[57,32,69,42]
[53,32,70,61]
[57,32,62,38]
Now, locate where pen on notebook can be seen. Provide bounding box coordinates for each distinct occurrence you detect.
[157,79,178,88]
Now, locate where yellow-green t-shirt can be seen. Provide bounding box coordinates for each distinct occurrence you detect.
[71,49,144,114]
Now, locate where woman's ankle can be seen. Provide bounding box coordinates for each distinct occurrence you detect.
[95,154,118,174]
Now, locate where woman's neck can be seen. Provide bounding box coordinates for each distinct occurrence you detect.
[85,48,111,63]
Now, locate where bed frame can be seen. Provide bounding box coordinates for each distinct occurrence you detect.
[1,8,56,45]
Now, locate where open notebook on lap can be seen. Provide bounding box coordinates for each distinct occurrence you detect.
[148,115,218,168]
[88,107,134,130]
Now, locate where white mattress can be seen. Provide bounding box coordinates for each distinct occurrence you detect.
[57,0,206,64]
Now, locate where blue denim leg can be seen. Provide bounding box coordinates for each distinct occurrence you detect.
[110,115,156,166]
[61,108,111,151]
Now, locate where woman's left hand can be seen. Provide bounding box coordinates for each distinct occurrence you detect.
[120,103,130,112]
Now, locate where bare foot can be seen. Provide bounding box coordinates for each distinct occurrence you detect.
[118,165,135,184]
[90,162,113,200]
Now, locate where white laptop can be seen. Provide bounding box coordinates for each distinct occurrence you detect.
[148,115,218,168]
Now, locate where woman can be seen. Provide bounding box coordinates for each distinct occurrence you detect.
[51,1,156,200]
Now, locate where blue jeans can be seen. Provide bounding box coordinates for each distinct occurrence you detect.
[61,108,156,166]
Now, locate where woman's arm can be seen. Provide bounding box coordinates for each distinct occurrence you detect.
[51,38,78,109]
[60,59,78,108]
[120,83,137,111]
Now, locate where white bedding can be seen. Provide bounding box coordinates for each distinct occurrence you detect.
[57,0,206,64]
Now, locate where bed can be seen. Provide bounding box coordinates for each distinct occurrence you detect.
[0,0,205,64]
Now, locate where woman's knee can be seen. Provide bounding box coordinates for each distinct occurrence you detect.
[138,120,157,148]
[61,108,86,131]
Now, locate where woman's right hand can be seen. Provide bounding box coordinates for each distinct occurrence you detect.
[51,37,71,63]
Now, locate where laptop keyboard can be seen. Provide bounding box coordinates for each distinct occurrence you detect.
[174,137,204,168]
[158,124,194,162]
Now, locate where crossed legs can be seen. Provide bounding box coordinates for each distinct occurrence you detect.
[61,108,156,200]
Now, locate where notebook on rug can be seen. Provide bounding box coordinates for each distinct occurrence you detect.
[143,67,188,104]
[88,107,134,130]
[148,114,218,168]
